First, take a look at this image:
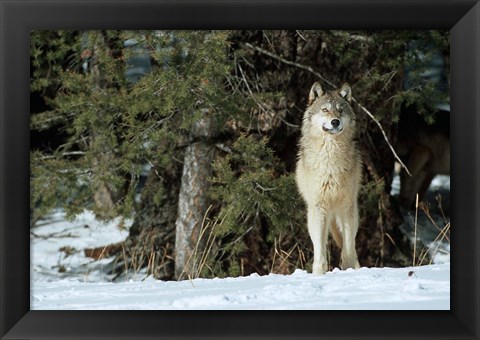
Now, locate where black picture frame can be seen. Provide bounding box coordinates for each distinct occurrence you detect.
[1,0,479,339]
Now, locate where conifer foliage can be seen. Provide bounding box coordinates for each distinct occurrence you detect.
[31,30,449,280]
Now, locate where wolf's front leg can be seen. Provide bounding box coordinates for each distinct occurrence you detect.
[307,206,328,274]
[339,204,360,270]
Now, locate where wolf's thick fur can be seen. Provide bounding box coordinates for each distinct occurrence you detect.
[296,82,362,275]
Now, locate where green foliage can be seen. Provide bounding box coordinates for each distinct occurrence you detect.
[211,134,302,238]
[30,151,91,222]
[314,30,449,123]
[208,134,305,277]
[30,31,83,92]
[30,30,249,222]
[358,177,385,222]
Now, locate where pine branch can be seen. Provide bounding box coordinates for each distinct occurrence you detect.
[36,151,86,160]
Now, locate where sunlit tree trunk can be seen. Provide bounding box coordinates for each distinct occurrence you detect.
[174,112,216,280]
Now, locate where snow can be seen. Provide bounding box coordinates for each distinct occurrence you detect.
[31,264,449,310]
[390,174,450,197]
[31,208,450,310]
[31,210,130,283]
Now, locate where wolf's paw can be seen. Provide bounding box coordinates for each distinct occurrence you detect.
[312,263,327,275]
[340,258,360,270]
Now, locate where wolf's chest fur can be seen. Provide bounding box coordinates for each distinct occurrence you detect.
[297,136,356,207]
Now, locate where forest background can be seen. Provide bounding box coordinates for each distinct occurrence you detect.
[30,30,450,281]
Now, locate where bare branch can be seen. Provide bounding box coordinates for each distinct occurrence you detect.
[295,30,307,42]
[244,43,334,87]
[330,31,374,44]
[236,59,268,113]
[351,98,412,176]
[36,151,86,161]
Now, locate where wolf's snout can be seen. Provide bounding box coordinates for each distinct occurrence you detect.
[331,119,340,128]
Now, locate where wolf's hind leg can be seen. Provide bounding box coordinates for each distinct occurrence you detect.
[338,205,360,270]
[307,206,328,274]
[330,219,343,249]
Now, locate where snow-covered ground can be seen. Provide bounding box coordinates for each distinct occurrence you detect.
[32,263,449,310]
[31,175,450,310]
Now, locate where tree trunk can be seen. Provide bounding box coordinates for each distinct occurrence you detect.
[174,112,216,280]
[88,32,124,219]
[91,152,118,218]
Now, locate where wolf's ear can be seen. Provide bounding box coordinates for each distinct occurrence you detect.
[339,83,352,102]
[308,82,324,104]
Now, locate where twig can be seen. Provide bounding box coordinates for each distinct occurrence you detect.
[428,223,450,265]
[331,31,374,44]
[418,221,450,266]
[296,244,306,269]
[84,244,109,282]
[420,203,450,243]
[270,237,278,273]
[146,159,163,182]
[278,242,299,273]
[30,231,79,239]
[295,30,307,42]
[413,194,419,267]
[243,42,412,176]
[435,194,448,226]
[379,70,398,93]
[255,182,276,192]
[236,59,268,113]
[179,204,213,280]
[36,151,86,161]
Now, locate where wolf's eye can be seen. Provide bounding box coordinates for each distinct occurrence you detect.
[322,108,328,113]
[338,107,343,113]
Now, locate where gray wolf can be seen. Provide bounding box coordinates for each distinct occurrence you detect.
[296,82,362,275]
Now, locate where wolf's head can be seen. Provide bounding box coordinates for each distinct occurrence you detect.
[304,82,355,136]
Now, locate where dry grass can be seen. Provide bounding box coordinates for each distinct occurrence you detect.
[105,228,174,281]
[414,194,451,267]
[179,205,229,280]
[270,235,307,275]
[413,193,419,267]
[83,244,109,281]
